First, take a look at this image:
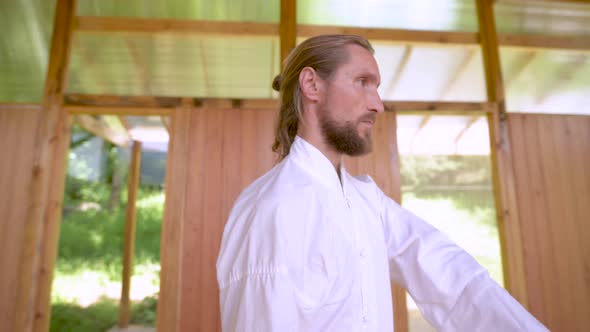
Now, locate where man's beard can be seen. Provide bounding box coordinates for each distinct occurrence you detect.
[319,106,374,156]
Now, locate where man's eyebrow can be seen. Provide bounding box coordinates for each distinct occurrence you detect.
[362,72,381,87]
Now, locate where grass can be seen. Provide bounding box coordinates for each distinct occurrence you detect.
[51,181,164,332]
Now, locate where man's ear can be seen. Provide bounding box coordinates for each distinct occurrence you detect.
[299,67,322,102]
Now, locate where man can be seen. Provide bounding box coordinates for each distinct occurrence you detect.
[216,35,548,331]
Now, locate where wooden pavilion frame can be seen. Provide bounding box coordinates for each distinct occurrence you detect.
[2,0,589,331]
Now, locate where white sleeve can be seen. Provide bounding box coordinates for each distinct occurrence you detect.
[217,201,301,332]
[380,192,548,331]
[218,268,299,332]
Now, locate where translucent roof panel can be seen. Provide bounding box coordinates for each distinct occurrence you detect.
[373,43,486,102]
[501,48,590,115]
[0,0,56,103]
[495,0,590,36]
[77,0,279,22]
[298,0,478,31]
[397,115,490,155]
[67,32,280,98]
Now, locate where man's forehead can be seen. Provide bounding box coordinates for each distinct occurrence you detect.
[341,45,381,80]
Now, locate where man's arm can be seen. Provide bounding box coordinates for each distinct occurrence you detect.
[379,192,548,331]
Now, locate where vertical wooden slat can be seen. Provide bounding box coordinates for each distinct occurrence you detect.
[157,104,192,332]
[507,115,553,325]
[12,1,77,332]
[0,107,42,332]
[476,0,529,307]
[119,140,142,327]
[506,113,590,331]
[543,115,586,331]
[280,0,297,65]
[162,108,278,331]
[178,106,206,331]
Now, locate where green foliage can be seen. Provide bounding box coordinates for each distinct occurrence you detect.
[58,183,164,279]
[50,295,158,332]
[400,155,492,189]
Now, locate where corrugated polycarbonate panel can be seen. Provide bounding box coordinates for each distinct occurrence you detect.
[67,32,280,98]
[495,0,590,36]
[77,0,279,22]
[397,115,490,155]
[298,0,478,31]
[0,0,56,102]
[373,43,486,102]
[501,48,590,114]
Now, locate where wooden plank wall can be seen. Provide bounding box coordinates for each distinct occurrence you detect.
[507,113,590,332]
[0,106,41,332]
[158,109,402,331]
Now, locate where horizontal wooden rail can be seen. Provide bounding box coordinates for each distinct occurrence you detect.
[74,16,590,51]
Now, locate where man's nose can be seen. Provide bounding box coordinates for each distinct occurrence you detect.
[369,90,385,114]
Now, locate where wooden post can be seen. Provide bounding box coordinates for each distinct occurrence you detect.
[476,0,529,307]
[12,1,77,332]
[280,0,297,66]
[119,140,143,327]
[156,100,192,332]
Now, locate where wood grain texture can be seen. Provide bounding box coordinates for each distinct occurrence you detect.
[159,108,277,331]
[507,113,590,332]
[157,106,191,332]
[0,107,41,332]
[119,141,142,327]
[16,1,77,332]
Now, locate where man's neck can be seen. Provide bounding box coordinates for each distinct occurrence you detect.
[297,131,343,174]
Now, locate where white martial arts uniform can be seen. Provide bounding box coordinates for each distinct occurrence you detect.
[216,136,547,332]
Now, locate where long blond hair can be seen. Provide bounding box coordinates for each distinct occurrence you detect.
[272,35,374,159]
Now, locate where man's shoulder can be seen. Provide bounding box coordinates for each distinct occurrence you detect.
[231,158,317,215]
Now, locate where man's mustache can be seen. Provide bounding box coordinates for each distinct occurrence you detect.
[358,113,377,124]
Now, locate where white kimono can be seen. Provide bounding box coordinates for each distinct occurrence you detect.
[216,136,548,332]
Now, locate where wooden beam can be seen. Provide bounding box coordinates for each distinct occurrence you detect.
[299,25,478,46]
[453,116,481,153]
[385,46,412,98]
[439,48,479,100]
[16,1,77,332]
[498,33,590,52]
[280,0,297,66]
[65,105,173,116]
[161,116,170,133]
[384,101,492,112]
[65,93,182,108]
[74,114,130,146]
[118,140,142,328]
[505,51,538,88]
[477,0,529,309]
[75,16,278,36]
[63,94,496,114]
[0,103,41,111]
[75,16,590,51]
[118,116,131,132]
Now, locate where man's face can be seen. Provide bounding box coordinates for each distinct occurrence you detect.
[318,44,384,156]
